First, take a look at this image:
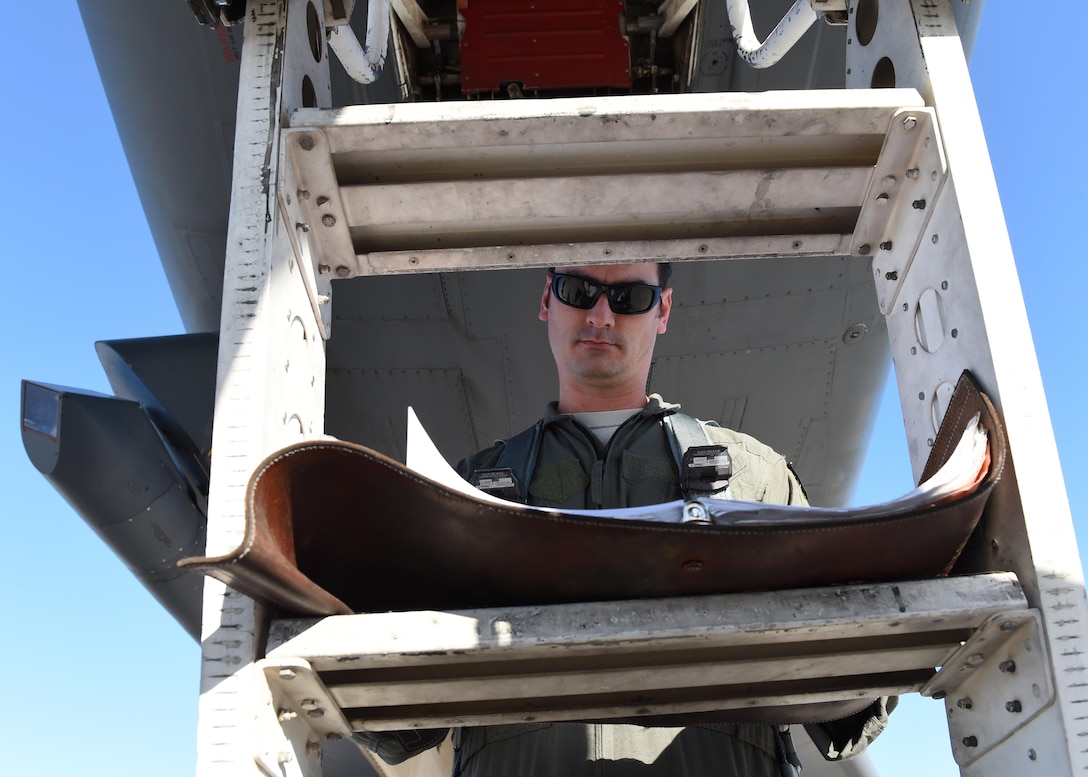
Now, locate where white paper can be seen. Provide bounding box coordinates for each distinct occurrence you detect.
[404,407,990,525]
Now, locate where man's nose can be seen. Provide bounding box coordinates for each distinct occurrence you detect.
[585,293,615,327]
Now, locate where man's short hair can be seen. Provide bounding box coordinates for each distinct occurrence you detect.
[547,263,673,288]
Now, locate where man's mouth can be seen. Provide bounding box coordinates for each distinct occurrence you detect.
[577,330,618,348]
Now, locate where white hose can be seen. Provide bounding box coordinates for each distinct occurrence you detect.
[327,0,390,84]
[725,0,819,69]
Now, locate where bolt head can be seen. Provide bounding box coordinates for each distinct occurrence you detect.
[683,503,709,522]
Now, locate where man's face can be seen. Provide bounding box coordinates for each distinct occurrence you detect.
[539,264,672,399]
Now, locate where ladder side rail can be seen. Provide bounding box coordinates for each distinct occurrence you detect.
[197,1,332,776]
[847,1,1088,774]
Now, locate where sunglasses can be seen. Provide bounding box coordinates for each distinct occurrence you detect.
[550,273,662,315]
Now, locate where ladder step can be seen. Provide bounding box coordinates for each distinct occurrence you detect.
[261,572,1026,733]
[279,89,942,277]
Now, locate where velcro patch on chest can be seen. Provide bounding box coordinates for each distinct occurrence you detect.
[528,458,590,504]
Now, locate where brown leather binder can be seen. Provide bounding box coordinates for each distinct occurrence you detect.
[181,371,1006,619]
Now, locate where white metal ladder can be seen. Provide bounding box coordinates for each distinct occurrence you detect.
[194,2,1088,776]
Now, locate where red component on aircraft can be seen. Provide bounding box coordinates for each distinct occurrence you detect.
[459,0,630,95]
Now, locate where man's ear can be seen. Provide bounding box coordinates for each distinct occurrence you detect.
[539,274,553,321]
[656,287,673,334]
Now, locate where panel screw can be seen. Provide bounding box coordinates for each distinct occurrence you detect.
[278,669,297,680]
[912,199,927,210]
[858,244,871,255]
[999,660,1017,673]
[962,736,978,748]
[297,189,310,200]
[957,698,973,709]
[906,168,920,179]
[885,271,898,281]
[880,241,893,251]
[1006,700,1023,713]
[299,135,315,150]
[1028,749,1037,761]
[335,265,351,278]
[321,214,337,227]
[316,195,330,206]
[300,699,320,711]
[902,116,918,130]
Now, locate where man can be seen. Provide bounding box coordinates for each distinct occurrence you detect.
[451,262,808,776]
[358,262,891,774]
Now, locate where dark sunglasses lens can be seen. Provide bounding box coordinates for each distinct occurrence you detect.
[554,276,599,309]
[611,284,657,314]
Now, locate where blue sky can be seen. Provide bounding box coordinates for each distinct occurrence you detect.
[1,3,1084,775]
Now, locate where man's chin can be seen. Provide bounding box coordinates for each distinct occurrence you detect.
[571,359,625,382]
